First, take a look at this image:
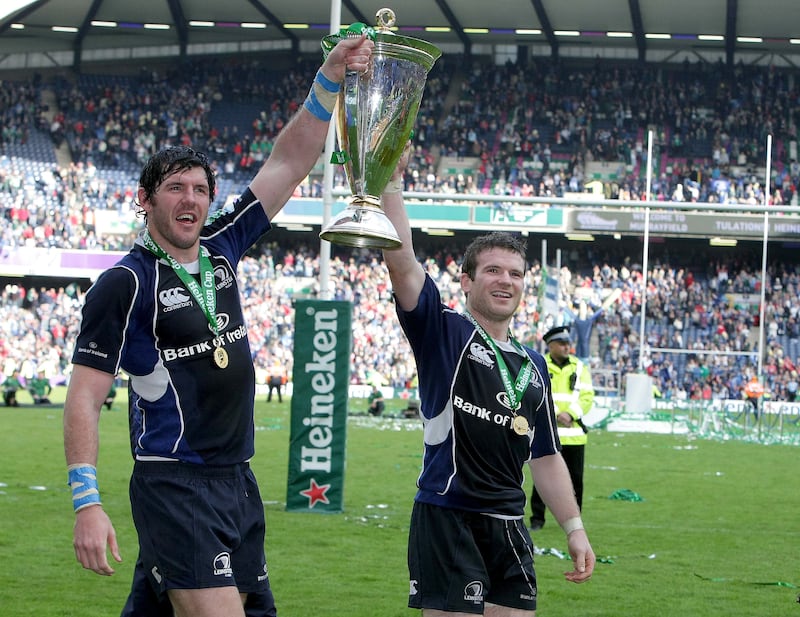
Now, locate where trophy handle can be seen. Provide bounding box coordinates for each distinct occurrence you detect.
[375,8,396,31]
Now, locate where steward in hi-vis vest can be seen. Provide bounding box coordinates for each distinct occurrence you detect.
[530,325,594,530]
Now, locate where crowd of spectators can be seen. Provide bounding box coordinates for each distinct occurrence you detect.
[2,53,800,255]
[2,52,800,407]
[572,250,800,403]
[2,238,800,407]
[410,57,799,206]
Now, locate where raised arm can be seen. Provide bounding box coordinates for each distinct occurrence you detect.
[380,145,426,311]
[249,34,374,220]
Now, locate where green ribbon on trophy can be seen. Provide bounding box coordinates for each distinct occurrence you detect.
[330,150,350,165]
[339,22,377,41]
[328,22,372,166]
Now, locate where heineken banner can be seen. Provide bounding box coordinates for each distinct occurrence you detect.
[286,300,351,512]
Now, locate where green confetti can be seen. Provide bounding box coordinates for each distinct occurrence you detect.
[609,488,645,502]
[694,573,797,588]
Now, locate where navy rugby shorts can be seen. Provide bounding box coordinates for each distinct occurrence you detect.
[129,461,271,595]
[408,501,537,614]
[121,555,277,616]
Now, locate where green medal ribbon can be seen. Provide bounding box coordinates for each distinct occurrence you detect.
[464,312,533,411]
[142,230,219,337]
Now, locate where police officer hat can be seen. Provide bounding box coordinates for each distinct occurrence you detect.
[543,325,571,344]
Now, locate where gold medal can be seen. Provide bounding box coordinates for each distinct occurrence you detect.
[213,346,229,369]
[512,415,529,435]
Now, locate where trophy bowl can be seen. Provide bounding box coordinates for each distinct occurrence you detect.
[320,9,441,249]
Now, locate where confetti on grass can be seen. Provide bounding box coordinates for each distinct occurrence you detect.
[608,488,645,501]
[694,573,797,588]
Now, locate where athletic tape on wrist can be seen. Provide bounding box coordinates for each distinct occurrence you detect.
[561,516,584,535]
[383,178,404,194]
[304,70,340,122]
[68,463,101,513]
[315,69,339,93]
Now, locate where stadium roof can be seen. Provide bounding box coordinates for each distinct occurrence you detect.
[1,0,799,69]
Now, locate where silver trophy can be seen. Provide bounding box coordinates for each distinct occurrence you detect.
[319,8,441,249]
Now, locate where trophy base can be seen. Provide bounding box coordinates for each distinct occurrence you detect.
[320,202,402,249]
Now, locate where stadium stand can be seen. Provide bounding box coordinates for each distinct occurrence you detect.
[2,53,800,409]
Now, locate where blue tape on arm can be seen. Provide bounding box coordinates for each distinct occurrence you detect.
[304,90,332,122]
[315,70,340,93]
[68,464,101,512]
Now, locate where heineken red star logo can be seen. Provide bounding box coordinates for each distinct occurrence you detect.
[300,478,331,508]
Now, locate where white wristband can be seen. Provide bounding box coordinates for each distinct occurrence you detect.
[561,516,584,536]
[383,178,404,194]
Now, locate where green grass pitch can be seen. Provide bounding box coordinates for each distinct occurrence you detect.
[0,390,797,616]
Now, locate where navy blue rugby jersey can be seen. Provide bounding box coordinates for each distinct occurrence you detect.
[72,188,270,465]
[397,275,561,517]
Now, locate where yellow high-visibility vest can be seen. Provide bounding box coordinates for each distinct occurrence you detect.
[545,353,594,445]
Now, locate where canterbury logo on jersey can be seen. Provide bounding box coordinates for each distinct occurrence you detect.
[467,341,495,367]
[159,287,192,312]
